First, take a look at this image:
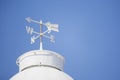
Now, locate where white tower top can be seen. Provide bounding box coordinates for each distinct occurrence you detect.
[10,17,73,80]
[16,50,64,71]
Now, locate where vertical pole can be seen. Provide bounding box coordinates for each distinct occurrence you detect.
[40,20,43,50]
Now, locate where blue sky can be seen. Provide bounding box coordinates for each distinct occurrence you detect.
[0,0,120,80]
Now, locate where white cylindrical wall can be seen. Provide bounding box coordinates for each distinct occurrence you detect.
[10,50,74,80]
[16,50,64,71]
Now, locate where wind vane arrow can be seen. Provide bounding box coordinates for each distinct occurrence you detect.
[25,17,59,50]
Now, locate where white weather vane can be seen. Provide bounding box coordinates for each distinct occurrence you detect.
[25,17,59,50]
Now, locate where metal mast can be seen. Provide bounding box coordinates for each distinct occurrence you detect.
[40,20,43,50]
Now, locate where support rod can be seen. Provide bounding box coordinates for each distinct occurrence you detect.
[40,20,43,50]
